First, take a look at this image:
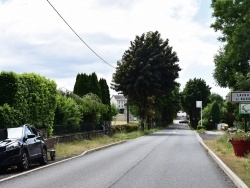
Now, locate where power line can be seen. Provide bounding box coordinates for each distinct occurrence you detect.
[46,0,116,69]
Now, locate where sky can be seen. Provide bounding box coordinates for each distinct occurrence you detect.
[0,0,230,98]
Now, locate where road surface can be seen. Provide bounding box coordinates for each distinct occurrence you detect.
[0,123,236,188]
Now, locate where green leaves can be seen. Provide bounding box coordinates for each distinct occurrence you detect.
[211,0,250,88]
[0,72,57,133]
[181,78,211,128]
[112,31,181,129]
[54,95,82,130]
[0,71,19,106]
[73,73,111,121]
[0,104,18,128]
[113,31,180,96]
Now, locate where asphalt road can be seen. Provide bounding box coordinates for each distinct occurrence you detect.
[0,123,236,188]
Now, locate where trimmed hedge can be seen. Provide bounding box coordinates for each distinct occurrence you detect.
[0,72,57,135]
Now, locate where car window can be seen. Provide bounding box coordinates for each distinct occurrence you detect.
[30,126,38,136]
[0,128,23,140]
[25,127,33,137]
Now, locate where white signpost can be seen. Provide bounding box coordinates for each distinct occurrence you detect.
[231,91,250,102]
[196,101,202,126]
[231,91,250,132]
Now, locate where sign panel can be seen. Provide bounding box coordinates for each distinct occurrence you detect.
[239,103,250,114]
[196,101,202,108]
[231,91,250,102]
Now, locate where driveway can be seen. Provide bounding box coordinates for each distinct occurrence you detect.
[199,131,225,140]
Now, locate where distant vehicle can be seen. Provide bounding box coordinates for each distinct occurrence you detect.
[0,124,48,172]
[179,120,189,124]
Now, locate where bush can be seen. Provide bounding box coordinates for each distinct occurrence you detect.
[111,123,140,134]
[0,72,57,135]
[0,104,18,128]
[197,125,206,130]
[197,128,206,134]
[237,121,245,130]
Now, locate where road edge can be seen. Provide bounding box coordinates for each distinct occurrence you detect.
[195,132,248,188]
[0,140,126,183]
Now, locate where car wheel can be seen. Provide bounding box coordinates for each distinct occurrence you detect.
[50,150,56,161]
[18,151,29,171]
[40,147,48,165]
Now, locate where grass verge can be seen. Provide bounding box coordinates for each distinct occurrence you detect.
[203,133,250,187]
[55,128,161,158]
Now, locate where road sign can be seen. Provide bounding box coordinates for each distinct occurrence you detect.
[196,101,202,108]
[239,103,250,114]
[231,91,250,102]
[196,101,203,127]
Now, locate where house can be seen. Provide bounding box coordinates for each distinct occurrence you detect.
[110,94,137,121]
[110,95,127,113]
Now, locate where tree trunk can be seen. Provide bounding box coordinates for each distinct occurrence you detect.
[141,118,145,131]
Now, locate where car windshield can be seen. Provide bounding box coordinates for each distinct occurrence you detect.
[0,127,23,140]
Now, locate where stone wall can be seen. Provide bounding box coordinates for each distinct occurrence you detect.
[44,130,104,149]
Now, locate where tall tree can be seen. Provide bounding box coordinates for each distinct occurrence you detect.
[154,88,181,127]
[181,78,211,129]
[112,31,181,130]
[89,73,101,99]
[73,74,80,95]
[209,93,224,107]
[99,78,111,120]
[210,102,221,129]
[211,0,250,88]
[201,93,224,129]
[73,73,90,97]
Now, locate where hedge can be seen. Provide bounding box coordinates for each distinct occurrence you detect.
[0,72,57,135]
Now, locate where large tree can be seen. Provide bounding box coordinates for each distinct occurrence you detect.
[73,73,90,97]
[153,87,181,127]
[112,31,181,130]
[73,72,102,99]
[211,0,250,88]
[89,72,101,99]
[99,78,111,120]
[181,78,211,129]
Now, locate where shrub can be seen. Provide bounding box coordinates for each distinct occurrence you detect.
[197,125,206,130]
[197,128,206,134]
[0,104,18,128]
[111,123,140,134]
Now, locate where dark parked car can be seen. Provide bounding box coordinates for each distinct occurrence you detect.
[0,124,48,171]
[179,120,189,124]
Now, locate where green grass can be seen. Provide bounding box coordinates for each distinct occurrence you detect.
[113,128,161,140]
[204,133,250,187]
[55,128,161,158]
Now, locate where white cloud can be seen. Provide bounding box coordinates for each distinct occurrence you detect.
[0,0,229,98]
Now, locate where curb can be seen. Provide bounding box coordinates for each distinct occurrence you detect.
[82,140,127,155]
[0,140,126,183]
[195,132,248,188]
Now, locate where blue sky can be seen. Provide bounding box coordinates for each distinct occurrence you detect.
[0,0,229,98]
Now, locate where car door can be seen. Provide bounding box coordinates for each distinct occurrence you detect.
[29,126,42,157]
[24,126,38,159]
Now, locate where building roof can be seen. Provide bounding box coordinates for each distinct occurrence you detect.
[111,95,126,100]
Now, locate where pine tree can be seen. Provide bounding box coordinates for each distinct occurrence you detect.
[99,78,111,120]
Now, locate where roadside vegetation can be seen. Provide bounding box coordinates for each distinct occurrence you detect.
[55,128,161,158]
[203,133,250,187]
